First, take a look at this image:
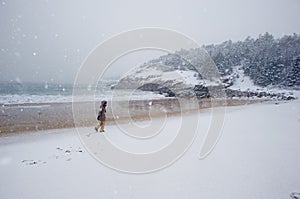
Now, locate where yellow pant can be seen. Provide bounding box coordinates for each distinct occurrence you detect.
[97,121,105,132]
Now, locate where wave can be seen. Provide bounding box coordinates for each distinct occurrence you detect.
[0,91,165,105]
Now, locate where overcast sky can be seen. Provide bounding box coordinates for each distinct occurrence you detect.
[0,0,299,83]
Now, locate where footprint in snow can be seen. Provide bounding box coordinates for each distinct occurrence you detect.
[290,192,300,199]
[22,160,46,166]
[22,147,83,165]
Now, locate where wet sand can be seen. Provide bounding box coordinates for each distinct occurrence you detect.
[0,98,265,134]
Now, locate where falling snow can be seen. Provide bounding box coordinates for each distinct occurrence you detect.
[14,52,21,57]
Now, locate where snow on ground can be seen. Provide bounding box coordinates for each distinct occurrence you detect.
[1,98,300,199]
[161,70,200,86]
[123,64,202,87]
[230,65,263,91]
[228,66,296,97]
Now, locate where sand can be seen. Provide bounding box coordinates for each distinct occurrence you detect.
[0,98,265,134]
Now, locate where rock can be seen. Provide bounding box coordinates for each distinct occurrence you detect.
[193,85,209,98]
[283,95,296,100]
[138,83,176,97]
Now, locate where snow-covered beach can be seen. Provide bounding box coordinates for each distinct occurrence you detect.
[1,0,300,198]
[1,95,299,199]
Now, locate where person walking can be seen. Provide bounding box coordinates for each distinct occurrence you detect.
[95,100,107,132]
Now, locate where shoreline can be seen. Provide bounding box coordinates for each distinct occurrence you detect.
[0,97,270,134]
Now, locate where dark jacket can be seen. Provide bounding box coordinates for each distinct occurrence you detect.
[97,107,106,121]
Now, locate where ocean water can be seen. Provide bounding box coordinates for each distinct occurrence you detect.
[0,81,164,105]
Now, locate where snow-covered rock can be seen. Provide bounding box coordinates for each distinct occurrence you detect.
[114,50,296,100]
[114,62,206,96]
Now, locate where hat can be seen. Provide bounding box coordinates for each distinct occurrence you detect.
[101,100,107,106]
